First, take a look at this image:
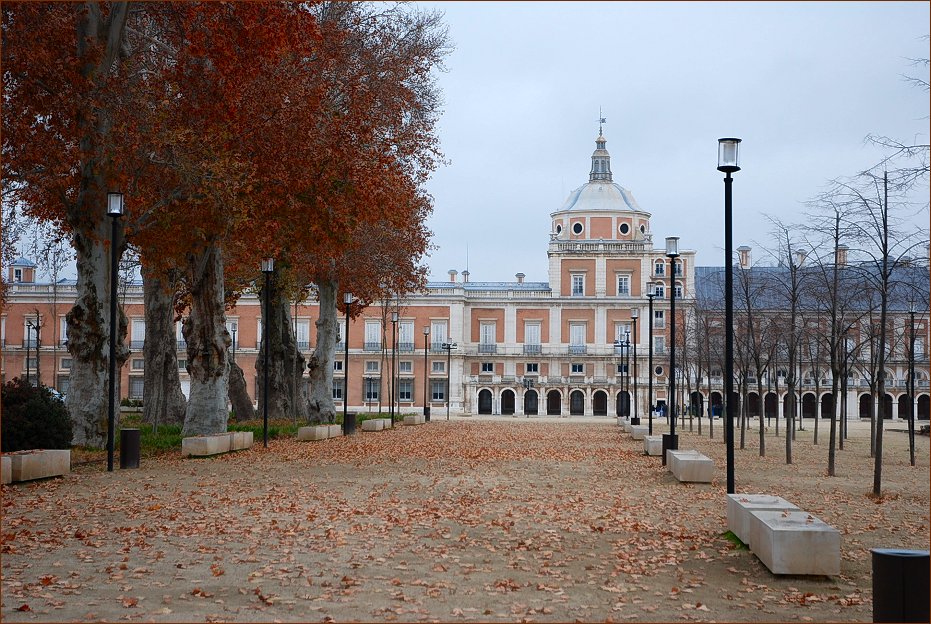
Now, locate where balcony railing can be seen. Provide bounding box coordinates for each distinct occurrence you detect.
[130,340,145,350]
[363,341,381,352]
[523,344,541,355]
[177,340,187,350]
[296,340,310,350]
[397,342,415,352]
[23,339,38,348]
[478,343,497,354]
[569,344,586,355]
[431,342,447,352]
[335,341,345,351]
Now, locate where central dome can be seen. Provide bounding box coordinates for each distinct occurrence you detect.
[559,181,641,212]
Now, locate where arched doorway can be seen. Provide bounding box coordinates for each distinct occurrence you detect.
[592,390,608,416]
[918,395,930,420]
[690,392,704,417]
[747,392,761,418]
[616,391,630,417]
[897,394,910,420]
[820,393,834,419]
[802,393,817,419]
[546,390,561,416]
[859,394,872,419]
[882,394,893,419]
[570,390,585,415]
[524,389,539,415]
[764,392,778,420]
[478,389,493,415]
[501,389,515,415]
[710,392,723,418]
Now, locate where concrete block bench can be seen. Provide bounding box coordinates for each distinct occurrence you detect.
[228,431,254,451]
[667,449,714,483]
[630,425,648,440]
[327,424,343,438]
[403,414,426,426]
[8,449,71,482]
[298,425,330,441]
[361,418,386,432]
[643,435,663,456]
[748,509,840,576]
[617,417,628,427]
[727,494,799,546]
[1,456,11,485]
[182,434,231,457]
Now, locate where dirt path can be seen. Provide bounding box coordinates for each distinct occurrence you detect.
[2,417,928,622]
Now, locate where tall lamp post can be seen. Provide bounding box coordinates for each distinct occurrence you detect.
[631,309,639,425]
[260,258,274,448]
[343,292,355,434]
[25,318,37,385]
[443,341,457,420]
[106,191,123,472]
[718,137,741,494]
[231,327,237,362]
[647,284,656,435]
[390,311,398,426]
[908,302,917,467]
[663,236,680,465]
[423,326,431,421]
[625,331,631,419]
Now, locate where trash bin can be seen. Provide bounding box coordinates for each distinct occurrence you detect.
[424,406,431,422]
[119,428,141,469]
[661,433,678,466]
[871,548,930,623]
[343,412,357,435]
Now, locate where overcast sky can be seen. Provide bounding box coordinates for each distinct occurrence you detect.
[417,1,930,284]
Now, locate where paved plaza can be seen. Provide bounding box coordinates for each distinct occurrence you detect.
[1,417,928,622]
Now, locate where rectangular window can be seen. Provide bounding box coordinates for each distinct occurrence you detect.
[295,319,310,350]
[399,321,414,351]
[614,323,631,343]
[57,375,70,396]
[13,268,22,282]
[526,362,539,374]
[26,357,38,370]
[570,323,586,345]
[674,261,683,276]
[617,363,628,374]
[364,321,381,351]
[916,338,926,357]
[431,381,446,401]
[61,358,72,370]
[571,274,585,297]
[128,377,144,400]
[398,379,413,402]
[131,358,145,370]
[654,336,666,353]
[332,378,344,401]
[178,359,187,370]
[654,261,665,276]
[653,310,665,329]
[431,320,448,350]
[674,285,683,298]
[481,362,494,373]
[653,284,665,298]
[524,322,541,346]
[365,379,380,401]
[399,361,412,373]
[333,360,343,372]
[59,316,69,345]
[432,360,445,373]
[365,360,379,373]
[177,320,187,349]
[479,322,496,353]
[571,363,584,374]
[617,274,630,296]
[130,319,146,350]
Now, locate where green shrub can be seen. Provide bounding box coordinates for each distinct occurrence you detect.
[1,378,73,452]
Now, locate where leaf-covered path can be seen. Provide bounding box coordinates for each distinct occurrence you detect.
[2,419,927,622]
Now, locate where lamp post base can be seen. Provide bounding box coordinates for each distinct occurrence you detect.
[343,412,357,435]
[630,417,641,426]
[661,433,679,466]
[424,406,430,421]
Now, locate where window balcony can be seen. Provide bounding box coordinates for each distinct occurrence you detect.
[363,341,381,352]
[523,344,542,355]
[296,340,310,350]
[431,342,447,352]
[568,344,587,355]
[397,342,415,352]
[130,340,145,350]
[177,340,187,350]
[23,338,38,348]
[335,341,345,351]
[478,343,497,354]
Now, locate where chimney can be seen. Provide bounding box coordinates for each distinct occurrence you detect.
[835,244,848,267]
[448,269,458,283]
[795,250,806,267]
[515,272,525,284]
[462,270,470,283]
[737,246,751,269]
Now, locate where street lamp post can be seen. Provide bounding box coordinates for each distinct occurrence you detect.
[663,236,680,466]
[841,327,849,447]
[106,191,124,472]
[631,309,639,425]
[423,326,431,421]
[231,328,237,362]
[908,302,917,466]
[391,311,398,426]
[718,137,741,494]
[443,342,457,419]
[260,258,274,448]
[343,292,355,434]
[625,331,631,419]
[647,284,656,435]
[25,319,37,385]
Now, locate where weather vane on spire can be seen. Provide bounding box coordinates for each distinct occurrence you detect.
[598,107,606,136]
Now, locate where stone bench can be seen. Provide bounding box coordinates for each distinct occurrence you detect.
[228,431,254,451]
[327,424,343,438]
[7,449,71,482]
[362,418,390,432]
[748,509,840,576]
[1,456,11,485]
[182,434,232,457]
[727,494,799,546]
[643,435,663,456]
[297,425,330,441]
[617,417,628,427]
[403,414,426,426]
[630,425,648,440]
[667,449,714,483]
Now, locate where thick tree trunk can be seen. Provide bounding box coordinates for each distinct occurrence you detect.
[307,279,338,424]
[255,267,307,422]
[65,225,129,447]
[228,356,255,420]
[181,244,230,436]
[142,265,186,429]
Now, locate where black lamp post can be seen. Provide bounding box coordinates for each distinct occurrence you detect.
[231,327,237,362]
[631,308,639,425]
[625,330,631,418]
[423,326,431,421]
[343,292,355,434]
[718,137,741,494]
[106,191,123,472]
[663,236,680,465]
[260,258,274,448]
[25,318,37,385]
[443,341,457,420]
[647,284,656,435]
[908,302,917,467]
[390,311,398,425]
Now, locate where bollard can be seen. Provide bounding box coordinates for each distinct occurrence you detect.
[871,548,930,623]
[119,429,141,469]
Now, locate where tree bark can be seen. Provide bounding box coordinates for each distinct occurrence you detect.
[255,267,307,422]
[181,244,230,436]
[142,265,186,429]
[307,278,338,424]
[228,356,255,420]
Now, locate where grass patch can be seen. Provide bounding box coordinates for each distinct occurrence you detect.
[722,530,749,550]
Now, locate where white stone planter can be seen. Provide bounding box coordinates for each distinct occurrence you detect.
[667,449,713,483]
[748,509,840,575]
[8,449,71,482]
[643,435,663,456]
[2,455,13,484]
[726,494,799,546]
[182,434,231,457]
[297,425,330,441]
